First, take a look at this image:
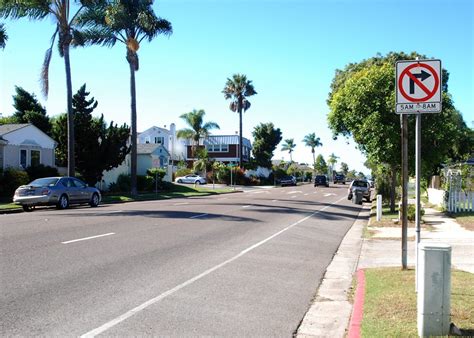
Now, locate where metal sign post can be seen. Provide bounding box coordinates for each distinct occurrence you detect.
[395,59,442,284]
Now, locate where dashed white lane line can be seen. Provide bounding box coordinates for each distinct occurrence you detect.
[324,193,337,197]
[242,205,252,208]
[80,196,346,337]
[272,200,278,202]
[291,196,297,199]
[62,233,115,244]
[304,193,309,196]
[190,213,209,219]
[287,191,302,194]
[173,202,189,206]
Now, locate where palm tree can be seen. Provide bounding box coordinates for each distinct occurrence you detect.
[281,138,296,162]
[222,74,257,168]
[177,109,220,160]
[0,23,7,49]
[77,0,172,196]
[328,152,339,179]
[302,132,322,167]
[0,1,89,176]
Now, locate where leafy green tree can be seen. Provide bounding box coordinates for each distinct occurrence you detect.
[0,0,92,177]
[302,132,322,166]
[0,23,7,49]
[252,122,282,168]
[281,138,296,162]
[222,74,257,167]
[327,51,472,210]
[52,84,130,185]
[177,109,220,159]
[340,162,349,176]
[77,0,172,196]
[11,86,51,135]
[314,154,327,174]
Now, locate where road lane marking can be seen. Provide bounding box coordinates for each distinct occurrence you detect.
[80,196,346,337]
[304,193,309,196]
[272,199,278,202]
[287,191,302,194]
[291,196,297,199]
[190,213,208,219]
[324,193,336,197]
[174,202,189,206]
[242,205,251,208]
[62,233,115,244]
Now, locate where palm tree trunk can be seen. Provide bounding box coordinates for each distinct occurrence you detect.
[312,150,315,167]
[238,105,243,168]
[63,43,75,177]
[129,59,138,196]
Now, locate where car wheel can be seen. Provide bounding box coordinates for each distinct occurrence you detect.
[195,180,201,185]
[22,205,33,212]
[57,194,69,209]
[348,194,352,200]
[177,179,183,183]
[89,193,100,207]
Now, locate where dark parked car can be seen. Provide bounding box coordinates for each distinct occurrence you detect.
[13,177,101,212]
[278,175,297,186]
[334,173,346,184]
[314,175,329,187]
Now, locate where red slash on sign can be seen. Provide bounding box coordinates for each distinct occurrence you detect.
[398,63,440,103]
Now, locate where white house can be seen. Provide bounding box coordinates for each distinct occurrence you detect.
[0,124,56,170]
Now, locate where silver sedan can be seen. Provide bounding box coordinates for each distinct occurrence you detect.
[13,176,101,212]
[174,174,206,185]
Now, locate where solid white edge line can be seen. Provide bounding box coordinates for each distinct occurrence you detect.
[80,196,346,337]
[190,213,208,219]
[62,233,115,244]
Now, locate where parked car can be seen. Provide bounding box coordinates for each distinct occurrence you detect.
[347,180,371,202]
[314,175,329,187]
[174,174,206,185]
[334,173,346,184]
[278,175,297,186]
[13,177,101,212]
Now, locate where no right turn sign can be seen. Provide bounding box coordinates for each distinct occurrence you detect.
[396,59,442,114]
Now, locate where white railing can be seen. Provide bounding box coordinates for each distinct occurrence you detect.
[447,190,474,213]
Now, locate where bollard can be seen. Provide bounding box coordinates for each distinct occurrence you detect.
[417,243,451,337]
[376,195,382,221]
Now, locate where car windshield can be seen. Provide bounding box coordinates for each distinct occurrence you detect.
[353,181,367,188]
[29,178,59,187]
[316,176,326,180]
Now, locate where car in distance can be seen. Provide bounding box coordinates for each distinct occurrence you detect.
[174,174,206,185]
[314,175,329,187]
[347,180,371,202]
[334,173,346,184]
[278,175,297,187]
[13,177,101,212]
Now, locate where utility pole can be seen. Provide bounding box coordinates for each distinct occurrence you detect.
[401,114,408,269]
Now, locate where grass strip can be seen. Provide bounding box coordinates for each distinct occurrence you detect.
[361,267,474,337]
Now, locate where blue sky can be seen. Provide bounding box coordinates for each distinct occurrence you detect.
[1,0,473,174]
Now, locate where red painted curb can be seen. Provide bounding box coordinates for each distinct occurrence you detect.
[348,269,365,338]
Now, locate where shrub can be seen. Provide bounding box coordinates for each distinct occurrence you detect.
[400,204,425,221]
[175,167,193,178]
[137,175,154,192]
[25,164,59,181]
[0,167,30,199]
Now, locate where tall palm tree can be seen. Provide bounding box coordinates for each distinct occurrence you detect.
[281,138,296,162]
[328,152,339,178]
[0,23,7,49]
[176,109,220,159]
[222,74,257,168]
[302,132,322,167]
[77,0,172,196]
[0,1,88,176]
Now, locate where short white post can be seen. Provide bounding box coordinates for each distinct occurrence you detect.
[376,194,382,221]
[417,243,451,337]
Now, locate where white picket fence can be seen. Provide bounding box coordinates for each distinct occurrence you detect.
[447,190,474,213]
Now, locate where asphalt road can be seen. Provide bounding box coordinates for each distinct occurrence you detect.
[1,183,362,336]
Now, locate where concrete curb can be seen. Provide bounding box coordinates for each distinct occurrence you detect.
[296,204,370,337]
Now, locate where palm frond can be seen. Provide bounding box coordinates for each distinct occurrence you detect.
[41,27,59,97]
[0,0,50,20]
[0,23,7,49]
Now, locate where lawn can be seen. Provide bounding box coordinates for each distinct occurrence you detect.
[452,212,474,231]
[361,267,474,337]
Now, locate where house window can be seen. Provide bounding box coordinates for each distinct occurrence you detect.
[207,144,229,152]
[155,137,164,144]
[20,149,27,168]
[31,150,40,167]
[145,137,151,144]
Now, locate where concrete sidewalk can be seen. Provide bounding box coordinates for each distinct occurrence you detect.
[297,205,473,337]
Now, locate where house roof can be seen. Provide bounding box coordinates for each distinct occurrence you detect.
[0,124,29,136]
[137,143,170,156]
[183,135,251,148]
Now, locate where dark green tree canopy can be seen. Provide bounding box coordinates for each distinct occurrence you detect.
[11,86,51,135]
[52,84,130,185]
[314,154,327,174]
[251,122,282,168]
